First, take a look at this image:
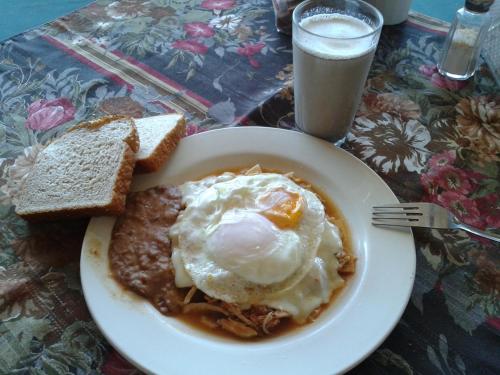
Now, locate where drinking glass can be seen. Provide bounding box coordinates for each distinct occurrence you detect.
[292,0,383,143]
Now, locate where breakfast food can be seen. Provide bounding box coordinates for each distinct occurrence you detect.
[109,185,185,314]
[15,113,187,221]
[16,116,139,221]
[134,114,186,173]
[109,165,355,339]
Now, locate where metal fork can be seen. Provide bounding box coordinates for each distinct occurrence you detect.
[372,202,500,243]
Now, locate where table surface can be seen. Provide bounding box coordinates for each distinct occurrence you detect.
[1,0,465,41]
[0,1,499,374]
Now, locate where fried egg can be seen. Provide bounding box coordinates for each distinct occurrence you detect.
[170,171,346,321]
[262,221,344,322]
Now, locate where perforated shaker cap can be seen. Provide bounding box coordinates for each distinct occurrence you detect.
[465,0,495,12]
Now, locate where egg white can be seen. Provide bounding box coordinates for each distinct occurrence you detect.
[262,221,345,323]
[170,173,326,304]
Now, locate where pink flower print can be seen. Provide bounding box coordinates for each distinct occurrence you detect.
[437,191,483,228]
[237,42,265,57]
[465,169,487,183]
[428,150,456,170]
[248,58,260,68]
[485,210,500,228]
[430,73,468,91]
[172,39,208,54]
[25,98,76,131]
[475,194,500,228]
[419,64,469,90]
[419,64,437,77]
[434,165,474,195]
[430,73,448,88]
[201,0,235,11]
[185,123,209,137]
[185,123,199,136]
[183,22,214,38]
[487,317,500,331]
[420,173,439,196]
[435,280,444,293]
[237,42,265,68]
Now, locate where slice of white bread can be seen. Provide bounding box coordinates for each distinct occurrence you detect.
[15,116,139,221]
[134,114,186,173]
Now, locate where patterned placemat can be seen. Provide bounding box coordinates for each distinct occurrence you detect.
[0,1,498,374]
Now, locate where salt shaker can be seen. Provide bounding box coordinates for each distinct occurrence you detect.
[437,0,494,80]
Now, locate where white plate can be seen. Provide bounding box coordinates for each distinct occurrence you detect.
[81,127,415,375]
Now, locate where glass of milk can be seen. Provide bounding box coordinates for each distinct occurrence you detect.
[292,0,383,143]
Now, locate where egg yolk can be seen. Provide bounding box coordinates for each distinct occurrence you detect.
[258,189,304,229]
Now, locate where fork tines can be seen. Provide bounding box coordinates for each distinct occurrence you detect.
[372,204,423,227]
[372,204,420,209]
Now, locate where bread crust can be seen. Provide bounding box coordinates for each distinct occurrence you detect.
[135,117,186,173]
[70,115,140,152]
[107,143,136,214]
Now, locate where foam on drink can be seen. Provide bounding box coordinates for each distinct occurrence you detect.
[296,14,375,59]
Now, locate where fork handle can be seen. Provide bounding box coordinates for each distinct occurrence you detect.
[455,223,500,243]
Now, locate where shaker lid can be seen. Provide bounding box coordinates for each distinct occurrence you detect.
[465,0,495,12]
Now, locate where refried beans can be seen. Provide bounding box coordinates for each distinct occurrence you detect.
[109,185,185,314]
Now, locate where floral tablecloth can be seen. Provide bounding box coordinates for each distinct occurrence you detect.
[0,1,498,374]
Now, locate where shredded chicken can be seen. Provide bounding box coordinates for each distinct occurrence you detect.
[214,298,288,335]
[261,310,291,334]
[289,174,312,190]
[221,302,258,330]
[182,302,229,315]
[248,306,290,333]
[337,251,356,274]
[262,312,275,334]
[200,315,218,329]
[244,164,262,175]
[217,319,258,338]
[182,293,291,337]
[183,286,197,304]
[307,307,322,322]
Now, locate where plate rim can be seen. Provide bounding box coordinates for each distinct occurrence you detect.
[81,126,416,375]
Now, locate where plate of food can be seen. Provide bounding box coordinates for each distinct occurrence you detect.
[80,126,415,375]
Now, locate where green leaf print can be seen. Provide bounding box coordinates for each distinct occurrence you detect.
[5,321,107,374]
[374,348,414,375]
[0,316,51,373]
[427,335,467,375]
